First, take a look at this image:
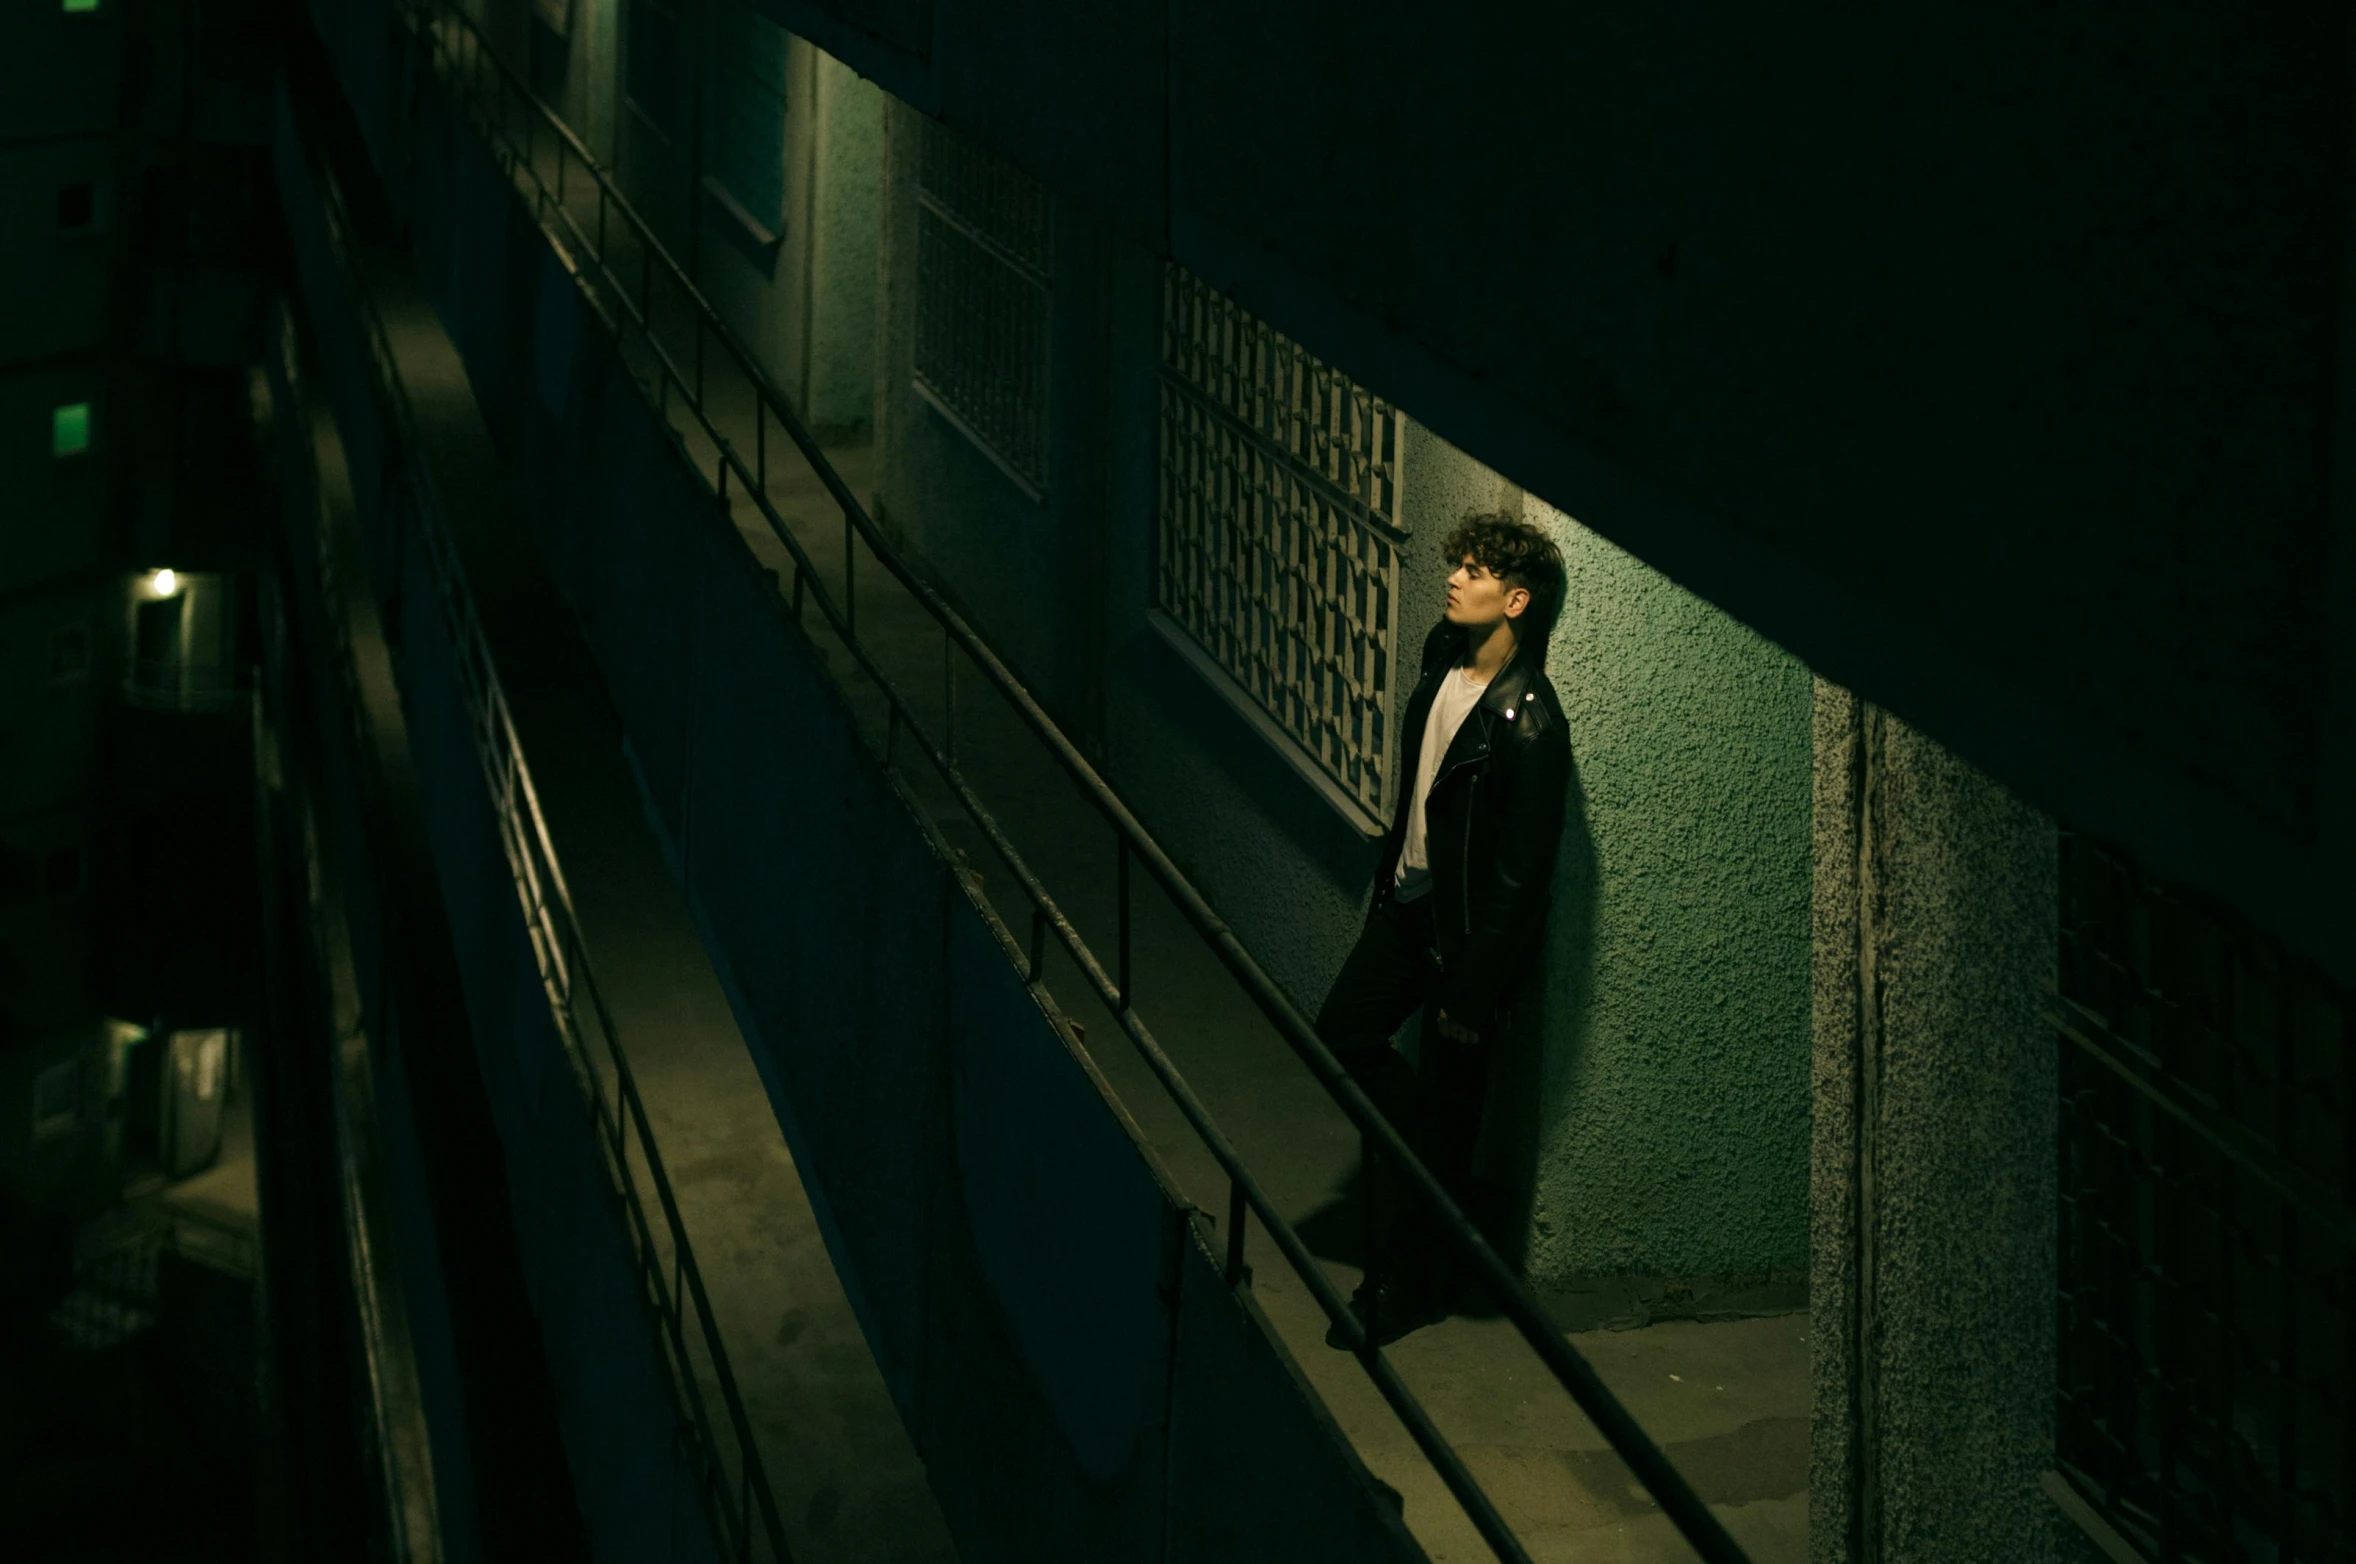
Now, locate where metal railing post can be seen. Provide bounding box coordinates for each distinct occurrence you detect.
[1224,1178,1249,1286]
[1116,840,1131,1012]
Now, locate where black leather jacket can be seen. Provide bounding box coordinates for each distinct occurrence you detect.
[1371,619,1572,1032]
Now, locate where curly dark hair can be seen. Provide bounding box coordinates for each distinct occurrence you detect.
[1441,511,1567,645]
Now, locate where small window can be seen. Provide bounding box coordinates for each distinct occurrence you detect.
[33,1057,83,1142]
[52,402,92,458]
[49,622,92,684]
[44,846,82,897]
[58,183,95,230]
[913,118,1051,495]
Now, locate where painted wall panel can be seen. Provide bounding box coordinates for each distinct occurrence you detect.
[677,501,942,1404]
[944,903,1172,1487]
[1165,1235,1421,1564]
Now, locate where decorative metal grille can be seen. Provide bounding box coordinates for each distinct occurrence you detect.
[1155,264,1405,819]
[2055,832,2349,1563]
[912,117,1049,493]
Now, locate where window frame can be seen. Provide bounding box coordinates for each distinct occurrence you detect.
[1150,263,1408,836]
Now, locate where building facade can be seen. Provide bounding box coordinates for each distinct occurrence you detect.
[3,0,2344,1560]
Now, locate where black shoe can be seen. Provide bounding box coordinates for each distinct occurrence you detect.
[1325,1276,1443,1351]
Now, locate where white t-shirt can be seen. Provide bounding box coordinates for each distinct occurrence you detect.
[1393,665,1489,903]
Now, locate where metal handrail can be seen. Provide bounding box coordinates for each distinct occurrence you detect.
[290,60,793,1564]
[390,8,1745,1558]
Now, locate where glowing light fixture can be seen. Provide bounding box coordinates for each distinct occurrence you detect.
[63,0,102,13]
[149,569,178,597]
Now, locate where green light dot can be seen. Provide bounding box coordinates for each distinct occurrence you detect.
[62,0,102,13]
[53,403,91,457]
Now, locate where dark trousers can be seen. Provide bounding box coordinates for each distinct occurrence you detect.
[1314,892,1494,1297]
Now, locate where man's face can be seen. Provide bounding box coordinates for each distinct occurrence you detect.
[1445,555,1529,631]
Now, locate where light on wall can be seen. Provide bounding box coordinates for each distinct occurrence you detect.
[148,569,179,598]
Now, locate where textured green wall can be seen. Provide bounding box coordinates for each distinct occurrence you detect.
[809,51,882,433]
[1511,489,1816,1283]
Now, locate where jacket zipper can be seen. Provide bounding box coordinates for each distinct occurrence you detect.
[1461,774,1477,936]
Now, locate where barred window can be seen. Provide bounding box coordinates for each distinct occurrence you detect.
[2054,833,2349,1563]
[912,117,1050,495]
[703,0,788,236]
[1154,265,1406,823]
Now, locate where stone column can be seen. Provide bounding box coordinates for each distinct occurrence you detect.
[1810,682,2083,1562]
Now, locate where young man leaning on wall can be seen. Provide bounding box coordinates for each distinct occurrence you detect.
[1317,511,1572,1351]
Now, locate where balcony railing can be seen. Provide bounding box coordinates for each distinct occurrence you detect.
[384,6,1747,1558]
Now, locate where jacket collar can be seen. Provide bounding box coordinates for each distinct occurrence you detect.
[1425,629,1543,783]
[1422,622,1542,713]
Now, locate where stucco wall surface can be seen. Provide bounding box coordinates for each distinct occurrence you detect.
[808,49,883,431]
[1810,687,2087,1564]
[1516,483,1815,1283]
